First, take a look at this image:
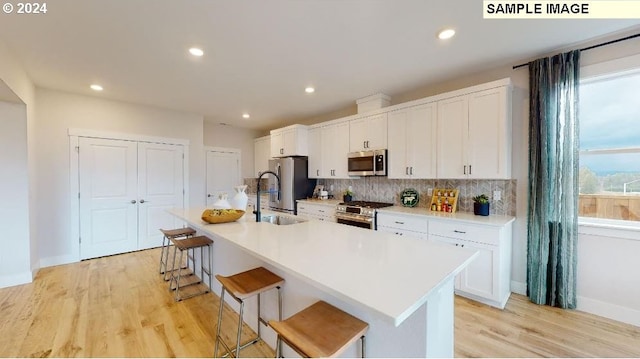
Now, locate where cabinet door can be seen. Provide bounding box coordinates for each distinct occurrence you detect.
[307,127,322,178]
[387,109,409,179]
[458,241,499,302]
[437,96,468,179]
[468,87,510,178]
[270,131,284,157]
[324,121,350,178]
[367,113,388,150]
[282,129,296,156]
[254,136,270,177]
[407,103,437,178]
[349,117,368,152]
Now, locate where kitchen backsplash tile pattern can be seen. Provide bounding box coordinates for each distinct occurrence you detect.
[244,177,516,216]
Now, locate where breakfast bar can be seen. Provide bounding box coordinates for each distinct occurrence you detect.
[169,208,477,357]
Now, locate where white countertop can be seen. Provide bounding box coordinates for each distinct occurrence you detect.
[169,207,477,327]
[379,206,515,227]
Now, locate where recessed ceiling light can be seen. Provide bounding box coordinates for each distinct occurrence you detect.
[437,28,456,40]
[189,47,204,57]
[242,113,250,119]
[305,87,315,93]
[90,84,103,91]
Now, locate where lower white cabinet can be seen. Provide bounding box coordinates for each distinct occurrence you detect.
[377,212,428,239]
[296,201,336,222]
[428,219,512,309]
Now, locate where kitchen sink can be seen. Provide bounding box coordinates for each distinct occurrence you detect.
[260,214,306,226]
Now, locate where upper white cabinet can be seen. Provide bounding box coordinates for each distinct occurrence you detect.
[253,135,271,177]
[349,113,388,152]
[388,103,437,179]
[437,85,511,179]
[270,124,308,157]
[308,121,350,179]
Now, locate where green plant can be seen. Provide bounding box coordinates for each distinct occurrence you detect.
[472,194,489,204]
[344,188,354,196]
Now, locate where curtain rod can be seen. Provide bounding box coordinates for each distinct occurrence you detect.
[512,33,640,70]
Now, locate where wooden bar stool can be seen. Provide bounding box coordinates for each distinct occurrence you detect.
[214,267,285,358]
[168,235,214,301]
[269,301,369,358]
[159,227,196,281]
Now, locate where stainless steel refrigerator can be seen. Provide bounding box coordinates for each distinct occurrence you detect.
[268,157,315,214]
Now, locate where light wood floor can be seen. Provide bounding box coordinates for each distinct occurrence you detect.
[0,248,638,357]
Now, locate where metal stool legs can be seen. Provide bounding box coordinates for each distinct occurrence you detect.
[159,227,195,281]
[167,235,214,301]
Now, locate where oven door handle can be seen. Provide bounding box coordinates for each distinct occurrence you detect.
[335,213,373,224]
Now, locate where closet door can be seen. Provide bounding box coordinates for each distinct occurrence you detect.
[137,142,185,250]
[79,137,138,259]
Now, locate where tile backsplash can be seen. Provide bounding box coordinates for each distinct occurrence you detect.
[324,178,516,216]
[245,177,516,216]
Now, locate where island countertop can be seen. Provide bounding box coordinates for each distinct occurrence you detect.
[169,208,477,327]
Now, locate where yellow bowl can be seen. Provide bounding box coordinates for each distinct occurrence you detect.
[201,209,245,224]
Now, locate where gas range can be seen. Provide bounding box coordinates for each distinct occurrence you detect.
[335,201,394,229]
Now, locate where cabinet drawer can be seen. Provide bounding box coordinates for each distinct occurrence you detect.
[377,213,428,233]
[428,220,500,246]
[297,203,335,216]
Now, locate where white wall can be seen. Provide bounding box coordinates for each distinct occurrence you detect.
[34,88,205,266]
[0,38,36,287]
[0,101,31,287]
[203,121,260,178]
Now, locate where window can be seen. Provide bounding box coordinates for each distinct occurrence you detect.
[579,68,640,224]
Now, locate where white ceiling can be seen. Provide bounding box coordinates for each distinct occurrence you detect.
[1,0,639,130]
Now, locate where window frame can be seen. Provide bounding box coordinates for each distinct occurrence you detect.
[578,53,640,234]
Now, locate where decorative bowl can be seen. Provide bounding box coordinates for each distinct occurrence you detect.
[201,209,245,224]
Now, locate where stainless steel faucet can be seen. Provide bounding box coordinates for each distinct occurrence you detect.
[254,170,280,222]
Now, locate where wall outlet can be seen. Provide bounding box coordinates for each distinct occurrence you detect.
[427,188,433,196]
[493,190,502,201]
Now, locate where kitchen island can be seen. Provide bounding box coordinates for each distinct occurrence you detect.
[169,208,477,357]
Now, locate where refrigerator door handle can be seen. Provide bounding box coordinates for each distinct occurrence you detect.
[276,163,281,202]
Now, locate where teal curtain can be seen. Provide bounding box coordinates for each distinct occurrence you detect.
[527,50,580,309]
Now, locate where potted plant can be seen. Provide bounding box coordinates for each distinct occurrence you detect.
[472,194,490,216]
[343,188,354,203]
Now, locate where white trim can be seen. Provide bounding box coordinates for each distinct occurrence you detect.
[578,220,640,241]
[581,52,640,80]
[204,146,241,154]
[578,296,640,327]
[510,280,527,296]
[69,135,81,264]
[0,271,32,288]
[39,254,78,268]
[68,128,190,146]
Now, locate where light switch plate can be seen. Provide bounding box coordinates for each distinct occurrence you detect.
[427,188,433,196]
[493,190,501,201]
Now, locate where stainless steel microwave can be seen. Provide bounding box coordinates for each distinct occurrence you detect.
[347,149,387,176]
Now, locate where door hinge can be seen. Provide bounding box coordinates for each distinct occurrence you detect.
[79,236,81,243]
[182,153,184,159]
[75,146,80,153]
[78,192,80,199]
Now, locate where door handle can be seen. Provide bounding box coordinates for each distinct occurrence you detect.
[130,200,137,204]
[140,199,146,203]
[207,194,212,197]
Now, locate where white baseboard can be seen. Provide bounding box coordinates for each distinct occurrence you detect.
[510,280,527,295]
[39,254,79,268]
[0,271,33,288]
[578,296,640,327]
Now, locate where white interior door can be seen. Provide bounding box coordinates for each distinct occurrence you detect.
[137,142,185,250]
[206,149,240,207]
[79,137,138,259]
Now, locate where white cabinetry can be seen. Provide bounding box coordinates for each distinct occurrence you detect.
[297,201,336,222]
[253,135,271,177]
[437,86,511,179]
[377,212,428,239]
[349,113,388,152]
[428,219,512,308]
[308,121,350,179]
[270,124,308,158]
[388,103,437,179]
